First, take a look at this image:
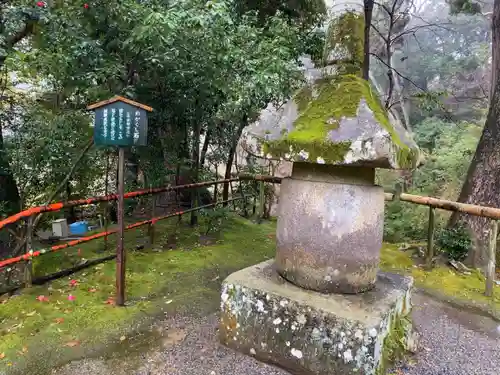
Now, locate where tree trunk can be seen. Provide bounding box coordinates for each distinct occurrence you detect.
[449,0,500,269]
[200,128,211,167]
[223,117,247,205]
[65,181,77,223]
[363,0,374,81]
[190,121,201,226]
[0,120,21,217]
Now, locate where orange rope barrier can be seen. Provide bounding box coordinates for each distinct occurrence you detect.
[0,197,243,269]
[0,178,239,230]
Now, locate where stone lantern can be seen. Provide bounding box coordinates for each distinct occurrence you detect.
[219,1,421,374]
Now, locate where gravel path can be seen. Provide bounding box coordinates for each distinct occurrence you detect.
[396,293,500,375]
[52,293,500,375]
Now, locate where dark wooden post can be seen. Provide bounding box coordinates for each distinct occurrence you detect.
[258,180,265,224]
[116,147,126,306]
[148,194,156,246]
[237,181,248,217]
[426,206,435,267]
[485,220,497,297]
[24,215,34,288]
[103,150,110,252]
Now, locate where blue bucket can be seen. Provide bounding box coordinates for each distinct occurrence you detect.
[69,221,89,235]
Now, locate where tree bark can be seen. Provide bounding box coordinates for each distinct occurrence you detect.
[449,0,500,269]
[223,117,247,205]
[190,121,201,226]
[363,0,374,80]
[0,119,21,216]
[200,127,211,167]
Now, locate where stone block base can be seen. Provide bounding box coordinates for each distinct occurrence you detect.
[219,260,416,375]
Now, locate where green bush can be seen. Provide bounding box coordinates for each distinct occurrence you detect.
[199,206,230,235]
[436,223,472,261]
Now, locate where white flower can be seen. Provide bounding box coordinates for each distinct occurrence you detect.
[317,156,325,164]
[298,150,309,160]
[266,153,272,159]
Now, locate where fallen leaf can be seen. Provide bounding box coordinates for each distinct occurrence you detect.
[36,295,49,302]
[0,353,5,360]
[119,336,126,342]
[26,311,36,317]
[88,288,97,293]
[105,297,115,305]
[65,340,80,347]
[55,318,64,324]
[22,347,28,353]
[165,299,173,305]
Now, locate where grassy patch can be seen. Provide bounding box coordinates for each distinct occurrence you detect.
[0,215,277,374]
[381,244,500,312]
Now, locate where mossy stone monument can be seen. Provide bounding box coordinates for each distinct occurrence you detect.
[219,1,421,374]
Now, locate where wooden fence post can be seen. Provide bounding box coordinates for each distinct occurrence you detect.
[24,215,34,288]
[485,219,498,297]
[258,180,265,224]
[237,181,248,217]
[426,206,435,267]
[148,195,157,246]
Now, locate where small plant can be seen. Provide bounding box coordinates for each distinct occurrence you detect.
[436,223,472,261]
[200,206,230,235]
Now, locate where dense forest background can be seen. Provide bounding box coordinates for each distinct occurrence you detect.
[0,0,497,268]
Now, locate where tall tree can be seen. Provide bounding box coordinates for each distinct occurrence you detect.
[449,0,499,269]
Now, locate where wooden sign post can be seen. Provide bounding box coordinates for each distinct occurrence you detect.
[87,96,153,306]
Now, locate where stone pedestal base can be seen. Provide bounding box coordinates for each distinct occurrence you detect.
[219,260,416,375]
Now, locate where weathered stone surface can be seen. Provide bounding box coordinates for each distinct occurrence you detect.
[275,163,384,294]
[220,260,415,375]
[250,75,420,170]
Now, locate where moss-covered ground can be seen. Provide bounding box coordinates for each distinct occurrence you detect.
[0,214,277,374]
[1,217,498,374]
[380,243,500,314]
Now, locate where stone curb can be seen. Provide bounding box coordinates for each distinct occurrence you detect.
[415,287,500,322]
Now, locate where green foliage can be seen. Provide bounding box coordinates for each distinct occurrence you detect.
[436,223,472,261]
[199,206,231,235]
[447,0,482,15]
[380,117,480,242]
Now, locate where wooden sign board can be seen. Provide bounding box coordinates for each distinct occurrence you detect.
[87,96,153,147]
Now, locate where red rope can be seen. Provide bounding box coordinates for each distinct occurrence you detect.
[0,198,242,269]
[0,178,239,230]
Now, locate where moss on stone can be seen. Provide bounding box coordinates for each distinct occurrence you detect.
[377,315,413,375]
[264,74,419,169]
[294,85,313,112]
[322,11,365,75]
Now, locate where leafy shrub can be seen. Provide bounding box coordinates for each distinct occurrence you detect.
[436,223,472,261]
[200,206,230,235]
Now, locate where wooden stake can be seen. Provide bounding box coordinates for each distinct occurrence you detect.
[103,150,110,252]
[116,147,126,306]
[148,194,156,246]
[426,206,435,267]
[485,220,497,297]
[24,215,34,288]
[258,180,265,224]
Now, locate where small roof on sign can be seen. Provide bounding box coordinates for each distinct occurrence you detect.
[86,95,153,112]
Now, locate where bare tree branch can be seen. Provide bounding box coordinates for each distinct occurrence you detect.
[370,52,426,91]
